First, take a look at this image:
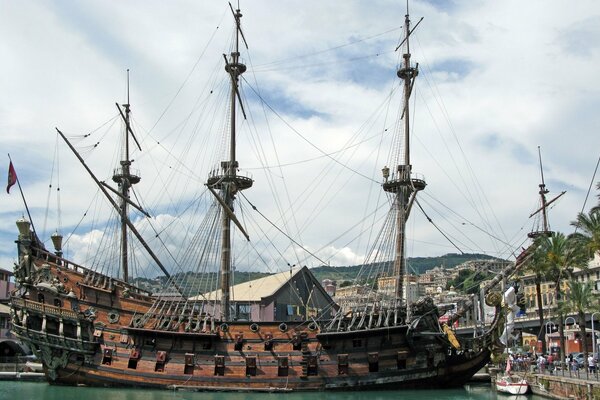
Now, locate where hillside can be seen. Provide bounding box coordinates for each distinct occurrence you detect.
[133,253,498,295]
[309,253,497,284]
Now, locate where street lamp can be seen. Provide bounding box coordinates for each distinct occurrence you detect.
[545,321,557,354]
[592,312,599,357]
[565,316,577,327]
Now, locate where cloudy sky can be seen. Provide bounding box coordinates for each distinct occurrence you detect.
[1,0,599,279]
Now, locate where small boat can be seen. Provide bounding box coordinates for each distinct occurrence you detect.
[496,374,529,395]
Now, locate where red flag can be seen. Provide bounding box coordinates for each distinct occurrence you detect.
[6,161,16,194]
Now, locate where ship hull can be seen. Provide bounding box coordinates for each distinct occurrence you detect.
[11,243,499,392]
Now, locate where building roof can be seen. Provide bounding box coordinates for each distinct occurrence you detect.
[190,267,307,302]
[0,303,10,315]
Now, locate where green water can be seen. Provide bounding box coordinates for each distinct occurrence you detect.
[0,382,544,400]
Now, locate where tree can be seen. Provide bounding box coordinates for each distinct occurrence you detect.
[534,232,588,363]
[524,236,553,354]
[558,279,600,366]
[591,182,600,214]
[571,208,600,260]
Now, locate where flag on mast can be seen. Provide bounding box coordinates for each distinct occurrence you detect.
[6,161,16,194]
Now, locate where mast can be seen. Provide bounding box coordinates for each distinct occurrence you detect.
[528,146,565,238]
[382,9,425,305]
[208,6,253,321]
[112,70,141,282]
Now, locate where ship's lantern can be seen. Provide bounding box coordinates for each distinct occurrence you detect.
[51,231,63,256]
[16,217,30,237]
[382,166,390,182]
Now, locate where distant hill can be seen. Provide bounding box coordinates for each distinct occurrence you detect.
[134,253,499,295]
[309,253,498,284]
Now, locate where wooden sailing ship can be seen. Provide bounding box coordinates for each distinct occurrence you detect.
[10,5,527,391]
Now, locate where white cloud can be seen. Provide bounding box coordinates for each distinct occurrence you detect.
[2,0,599,279]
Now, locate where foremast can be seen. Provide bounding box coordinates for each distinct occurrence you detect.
[207,6,253,321]
[382,11,426,305]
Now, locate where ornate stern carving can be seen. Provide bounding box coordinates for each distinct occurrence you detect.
[39,346,70,381]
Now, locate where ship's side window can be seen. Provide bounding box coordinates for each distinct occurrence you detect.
[368,352,379,372]
[338,354,349,375]
[184,353,194,375]
[245,356,257,376]
[306,355,318,376]
[101,348,113,365]
[54,298,62,307]
[352,339,362,348]
[37,293,45,304]
[128,349,140,370]
[155,351,167,372]
[278,356,289,376]
[214,355,225,376]
[397,351,409,370]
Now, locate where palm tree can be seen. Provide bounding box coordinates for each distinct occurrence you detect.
[524,236,553,354]
[535,232,588,363]
[592,182,600,214]
[558,279,600,366]
[570,209,600,259]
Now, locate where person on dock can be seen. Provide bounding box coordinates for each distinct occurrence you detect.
[537,354,546,373]
[588,354,596,373]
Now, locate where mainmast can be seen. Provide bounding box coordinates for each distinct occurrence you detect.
[112,70,141,282]
[382,10,426,304]
[208,6,253,321]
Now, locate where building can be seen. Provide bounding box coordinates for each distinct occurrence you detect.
[519,254,600,318]
[0,269,14,338]
[191,266,337,322]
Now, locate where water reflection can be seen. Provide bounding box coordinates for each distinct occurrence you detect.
[0,382,543,400]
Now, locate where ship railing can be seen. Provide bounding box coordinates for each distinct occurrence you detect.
[31,247,152,296]
[12,323,97,353]
[11,297,79,320]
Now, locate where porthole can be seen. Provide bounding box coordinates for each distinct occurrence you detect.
[220,323,229,332]
[278,323,287,332]
[250,323,259,332]
[107,311,120,324]
[308,322,318,331]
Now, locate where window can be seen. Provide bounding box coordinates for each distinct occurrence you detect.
[368,352,379,372]
[278,356,289,376]
[236,304,251,321]
[338,354,348,375]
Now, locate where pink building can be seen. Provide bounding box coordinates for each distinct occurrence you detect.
[0,268,15,338]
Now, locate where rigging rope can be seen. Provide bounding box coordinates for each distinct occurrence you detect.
[239,191,329,266]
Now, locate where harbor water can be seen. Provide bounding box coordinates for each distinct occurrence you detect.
[0,381,545,400]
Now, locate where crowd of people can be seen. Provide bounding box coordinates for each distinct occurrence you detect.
[505,352,598,374]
